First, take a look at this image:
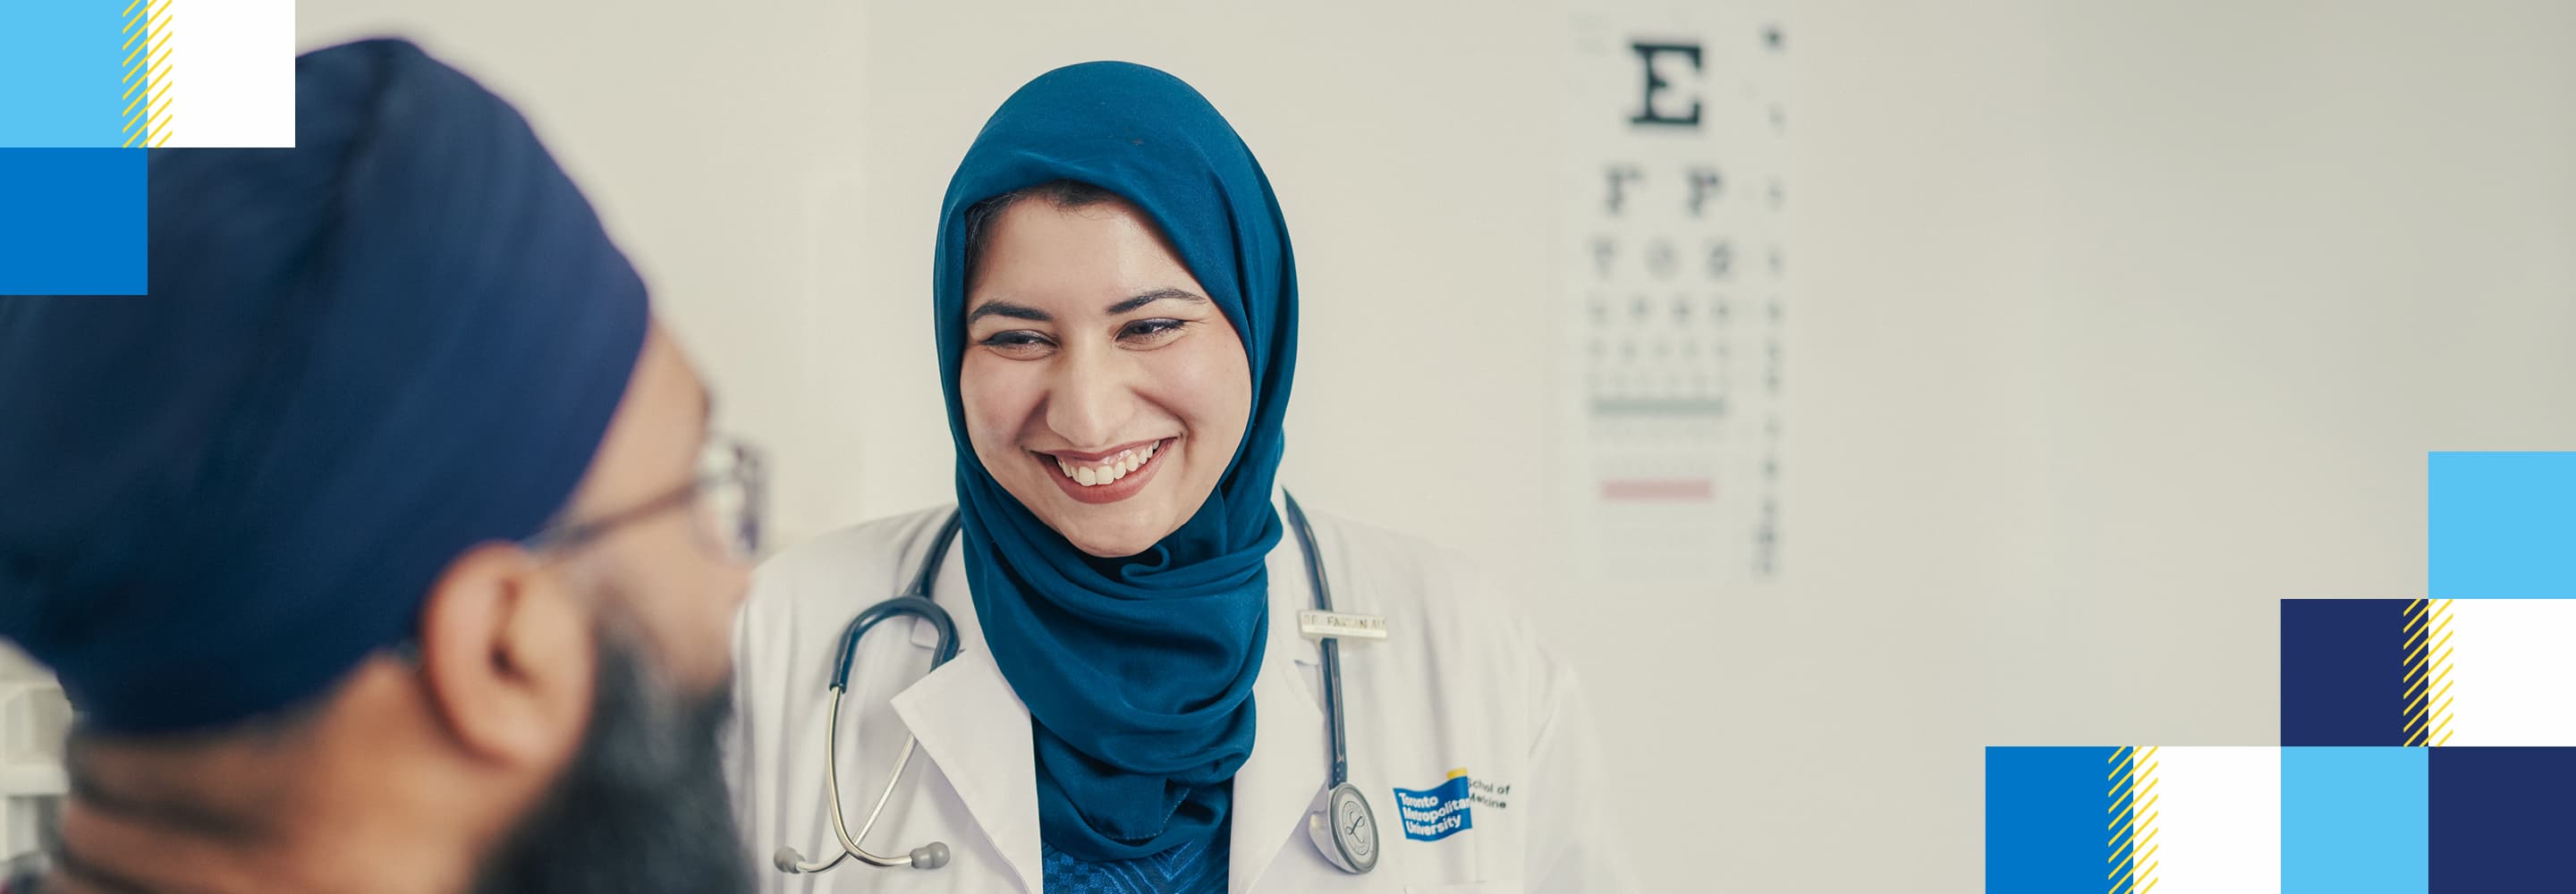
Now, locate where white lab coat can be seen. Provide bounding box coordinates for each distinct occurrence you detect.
[725,496,1633,894]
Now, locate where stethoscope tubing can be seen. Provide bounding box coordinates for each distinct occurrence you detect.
[792,495,1357,874]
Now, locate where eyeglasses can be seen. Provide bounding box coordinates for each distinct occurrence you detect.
[523,434,767,562]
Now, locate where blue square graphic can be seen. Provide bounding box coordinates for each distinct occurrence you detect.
[2282,746,2428,894]
[1985,746,2124,893]
[2428,746,2576,892]
[0,149,148,295]
[2281,599,2414,746]
[0,0,141,147]
[2428,452,2576,598]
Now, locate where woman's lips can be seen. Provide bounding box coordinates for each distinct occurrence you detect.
[1035,437,1173,504]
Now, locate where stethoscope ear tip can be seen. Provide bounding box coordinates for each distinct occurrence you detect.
[911,842,951,870]
[774,848,808,874]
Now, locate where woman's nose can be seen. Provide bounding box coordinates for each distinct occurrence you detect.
[1043,345,1137,448]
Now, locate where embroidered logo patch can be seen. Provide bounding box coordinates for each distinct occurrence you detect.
[1392,769,1476,841]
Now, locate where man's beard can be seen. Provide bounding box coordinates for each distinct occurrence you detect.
[468,633,750,894]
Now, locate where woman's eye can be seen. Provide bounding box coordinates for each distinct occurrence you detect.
[1122,319,1187,342]
[979,331,1053,355]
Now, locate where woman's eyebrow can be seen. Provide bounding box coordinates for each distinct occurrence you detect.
[1106,288,1208,316]
[967,300,1051,325]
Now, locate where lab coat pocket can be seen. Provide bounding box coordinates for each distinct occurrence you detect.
[1403,882,1521,894]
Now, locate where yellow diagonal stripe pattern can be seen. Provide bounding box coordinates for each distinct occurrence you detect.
[2105,746,2161,894]
[122,0,174,148]
[2402,599,2457,747]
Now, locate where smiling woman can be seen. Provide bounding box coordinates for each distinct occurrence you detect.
[959,186,1252,557]
[727,61,1634,894]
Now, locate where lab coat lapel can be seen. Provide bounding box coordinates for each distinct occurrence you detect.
[888,538,1044,893]
[1228,496,1329,894]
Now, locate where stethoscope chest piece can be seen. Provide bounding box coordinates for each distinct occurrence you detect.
[1309,780,1381,874]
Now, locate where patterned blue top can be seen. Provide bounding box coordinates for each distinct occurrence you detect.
[1040,813,1230,894]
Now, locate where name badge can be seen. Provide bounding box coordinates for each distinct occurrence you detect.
[1299,610,1388,642]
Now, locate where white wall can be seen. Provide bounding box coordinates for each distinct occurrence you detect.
[1808,2,2576,887]
[1,1,2564,890]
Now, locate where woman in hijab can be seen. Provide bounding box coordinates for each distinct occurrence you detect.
[728,62,1630,894]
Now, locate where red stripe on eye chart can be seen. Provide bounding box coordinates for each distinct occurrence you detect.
[1599,478,1716,502]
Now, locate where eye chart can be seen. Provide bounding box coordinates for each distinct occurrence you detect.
[1556,5,1791,587]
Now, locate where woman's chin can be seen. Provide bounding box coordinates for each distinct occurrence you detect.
[1069,540,1150,560]
[1026,502,1174,560]
[999,472,1200,560]
[1059,520,1166,560]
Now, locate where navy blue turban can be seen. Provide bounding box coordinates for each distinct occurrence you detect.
[934,63,1298,860]
[0,38,648,734]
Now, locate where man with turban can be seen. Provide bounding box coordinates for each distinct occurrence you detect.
[0,39,760,894]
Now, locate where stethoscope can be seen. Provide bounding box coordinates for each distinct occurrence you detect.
[774,493,1382,877]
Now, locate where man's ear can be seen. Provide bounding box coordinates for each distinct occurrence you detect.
[413,542,596,768]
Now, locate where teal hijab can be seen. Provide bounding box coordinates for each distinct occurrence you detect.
[931,63,1300,859]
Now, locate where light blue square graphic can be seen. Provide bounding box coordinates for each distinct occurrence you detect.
[0,0,146,147]
[2282,746,2427,894]
[2428,452,2576,598]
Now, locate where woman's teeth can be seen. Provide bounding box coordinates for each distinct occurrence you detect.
[1056,443,1157,486]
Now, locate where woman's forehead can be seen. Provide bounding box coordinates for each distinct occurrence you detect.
[977,201,1202,301]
